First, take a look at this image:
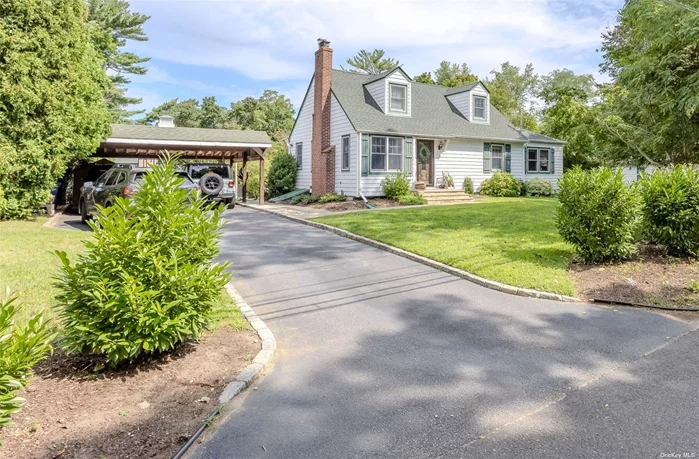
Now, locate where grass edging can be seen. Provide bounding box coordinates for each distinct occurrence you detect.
[239,203,581,303]
[174,281,276,458]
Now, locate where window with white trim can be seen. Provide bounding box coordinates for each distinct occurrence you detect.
[474,96,486,120]
[341,135,350,171]
[389,84,407,112]
[527,147,552,173]
[491,144,503,170]
[371,136,403,172]
[295,142,303,169]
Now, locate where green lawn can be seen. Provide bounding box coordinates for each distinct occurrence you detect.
[314,197,576,296]
[0,219,87,327]
[0,219,248,331]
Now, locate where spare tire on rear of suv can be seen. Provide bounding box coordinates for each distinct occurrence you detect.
[200,173,224,196]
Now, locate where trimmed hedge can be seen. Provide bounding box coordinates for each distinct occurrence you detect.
[524,178,554,197]
[556,167,641,263]
[480,171,522,197]
[640,165,699,257]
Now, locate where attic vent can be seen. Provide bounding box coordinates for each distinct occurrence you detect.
[158,115,175,128]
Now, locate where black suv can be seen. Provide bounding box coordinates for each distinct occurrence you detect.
[79,165,198,223]
[186,164,236,207]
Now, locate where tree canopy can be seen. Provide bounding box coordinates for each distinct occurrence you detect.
[343,49,399,75]
[599,0,699,165]
[0,0,111,219]
[229,90,295,142]
[86,0,150,122]
[486,62,539,131]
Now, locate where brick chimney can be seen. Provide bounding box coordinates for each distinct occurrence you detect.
[311,38,335,196]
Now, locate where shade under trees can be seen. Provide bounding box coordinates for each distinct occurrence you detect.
[0,0,111,219]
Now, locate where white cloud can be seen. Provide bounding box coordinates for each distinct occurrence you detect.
[130,0,622,83]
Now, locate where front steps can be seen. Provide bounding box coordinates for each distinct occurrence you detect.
[419,188,474,205]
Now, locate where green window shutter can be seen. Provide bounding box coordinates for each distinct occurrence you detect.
[504,144,511,173]
[404,137,413,177]
[361,134,370,176]
[483,143,492,173]
[551,148,555,174]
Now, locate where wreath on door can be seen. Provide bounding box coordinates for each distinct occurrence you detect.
[418,144,431,164]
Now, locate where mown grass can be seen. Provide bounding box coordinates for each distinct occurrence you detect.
[0,219,248,331]
[0,219,86,327]
[314,197,576,296]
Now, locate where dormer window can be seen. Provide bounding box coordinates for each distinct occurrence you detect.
[474,96,486,120]
[389,84,407,112]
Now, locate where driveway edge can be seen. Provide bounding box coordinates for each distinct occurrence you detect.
[219,281,277,404]
[239,203,581,303]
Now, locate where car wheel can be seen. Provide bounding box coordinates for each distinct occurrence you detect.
[80,199,89,224]
[200,173,224,196]
[223,198,235,209]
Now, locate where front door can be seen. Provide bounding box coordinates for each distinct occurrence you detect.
[416,139,434,186]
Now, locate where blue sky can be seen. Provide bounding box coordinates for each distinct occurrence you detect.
[125,0,624,117]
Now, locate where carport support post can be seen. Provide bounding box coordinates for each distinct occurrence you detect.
[258,157,265,205]
[242,151,248,203]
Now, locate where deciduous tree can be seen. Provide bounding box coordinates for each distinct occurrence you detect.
[486,62,539,130]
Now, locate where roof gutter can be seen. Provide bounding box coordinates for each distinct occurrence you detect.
[102,138,272,149]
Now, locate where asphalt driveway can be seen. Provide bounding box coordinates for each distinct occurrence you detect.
[195,206,699,459]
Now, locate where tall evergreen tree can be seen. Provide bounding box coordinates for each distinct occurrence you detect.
[343,49,399,75]
[86,0,150,122]
[0,0,111,219]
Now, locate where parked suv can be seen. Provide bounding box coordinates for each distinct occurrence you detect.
[185,164,236,207]
[79,165,198,223]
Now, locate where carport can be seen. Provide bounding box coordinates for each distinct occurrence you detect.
[91,117,272,204]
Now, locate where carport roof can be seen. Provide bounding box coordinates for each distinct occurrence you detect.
[109,124,272,145]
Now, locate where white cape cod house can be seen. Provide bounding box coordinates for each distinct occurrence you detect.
[290,39,565,197]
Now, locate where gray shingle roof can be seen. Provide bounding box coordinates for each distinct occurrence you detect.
[520,130,566,144]
[108,124,272,145]
[330,70,563,143]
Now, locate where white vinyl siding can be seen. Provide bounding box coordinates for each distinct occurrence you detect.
[446,91,470,120]
[330,93,357,196]
[433,138,525,192]
[366,79,385,112]
[470,85,490,124]
[289,80,314,189]
[385,71,411,116]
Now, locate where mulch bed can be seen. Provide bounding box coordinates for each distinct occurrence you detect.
[0,326,258,459]
[305,198,401,212]
[569,245,699,309]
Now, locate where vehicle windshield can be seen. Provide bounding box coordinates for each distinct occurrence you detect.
[188,165,231,179]
[134,171,194,185]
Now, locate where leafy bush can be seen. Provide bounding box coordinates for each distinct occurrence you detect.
[557,167,641,263]
[381,171,411,199]
[54,154,229,365]
[319,192,348,203]
[245,161,261,200]
[266,153,297,198]
[0,292,55,427]
[479,171,522,197]
[639,166,699,257]
[523,178,554,197]
[462,177,474,194]
[290,194,319,205]
[397,193,427,205]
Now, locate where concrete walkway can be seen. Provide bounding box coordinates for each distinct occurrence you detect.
[196,206,699,459]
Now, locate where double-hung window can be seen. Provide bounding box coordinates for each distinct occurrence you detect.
[371,136,403,172]
[527,147,552,173]
[295,142,303,169]
[389,84,407,112]
[491,145,503,170]
[473,96,486,120]
[341,135,350,171]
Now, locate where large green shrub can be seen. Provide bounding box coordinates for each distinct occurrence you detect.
[54,154,229,365]
[480,171,522,197]
[462,177,474,194]
[266,153,297,198]
[523,178,554,197]
[640,165,699,256]
[557,167,641,263]
[0,0,110,219]
[0,292,55,427]
[381,171,411,199]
